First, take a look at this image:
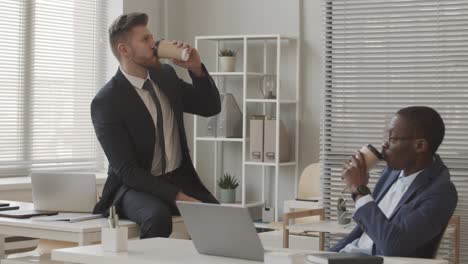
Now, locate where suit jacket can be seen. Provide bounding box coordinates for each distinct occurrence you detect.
[91,63,221,214]
[330,155,458,258]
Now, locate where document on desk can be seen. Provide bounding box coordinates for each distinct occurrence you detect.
[306,253,383,264]
[32,213,102,223]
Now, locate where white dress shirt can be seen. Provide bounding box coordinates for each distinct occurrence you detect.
[341,170,421,254]
[120,67,182,176]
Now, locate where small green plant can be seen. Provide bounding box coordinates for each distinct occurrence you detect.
[218,49,236,57]
[217,173,239,189]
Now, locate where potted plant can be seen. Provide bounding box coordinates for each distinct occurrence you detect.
[218,49,237,72]
[217,173,239,203]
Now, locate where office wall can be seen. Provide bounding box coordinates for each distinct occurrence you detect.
[123,0,165,38]
[106,0,124,79]
[158,0,324,169]
[122,0,324,202]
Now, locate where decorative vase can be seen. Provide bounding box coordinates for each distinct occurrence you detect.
[219,56,236,72]
[219,188,236,203]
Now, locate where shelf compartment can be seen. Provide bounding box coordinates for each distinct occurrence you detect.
[209,72,275,77]
[220,201,265,207]
[245,99,297,104]
[244,161,297,167]
[196,137,243,142]
[195,34,295,41]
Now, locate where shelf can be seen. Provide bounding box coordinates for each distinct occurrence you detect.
[196,137,243,142]
[209,72,275,77]
[244,161,297,167]
[254,221,283,230]
[196,34,296,41]
[220,201,264,207]
[245,99,297,104]
[194,34,300,223]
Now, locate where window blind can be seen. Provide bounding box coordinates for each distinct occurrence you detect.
[322,0,468,262]
[0,0,108,176]
[0,0,27,176]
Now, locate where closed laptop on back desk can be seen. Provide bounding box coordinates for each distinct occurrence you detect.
[31,173,97,213]
[0,210,57,219]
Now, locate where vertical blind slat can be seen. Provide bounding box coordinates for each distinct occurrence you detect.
[0,0,108,176]
[322,1,468,263]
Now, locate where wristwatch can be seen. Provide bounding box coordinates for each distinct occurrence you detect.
[352,185,371,201]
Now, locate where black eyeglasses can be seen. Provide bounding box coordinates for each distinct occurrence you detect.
[388,136,418,144]
[385,130,421,144]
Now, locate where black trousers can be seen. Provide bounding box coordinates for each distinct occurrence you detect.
[118,165,218,239]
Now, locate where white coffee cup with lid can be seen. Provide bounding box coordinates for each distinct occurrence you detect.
[358,144,384,171]
[153,39,190,61]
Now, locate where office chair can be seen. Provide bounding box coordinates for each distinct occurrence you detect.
[434,215,460,264]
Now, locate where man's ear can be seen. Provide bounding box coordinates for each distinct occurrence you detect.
[414,138,429,154]
[117,42,129,58]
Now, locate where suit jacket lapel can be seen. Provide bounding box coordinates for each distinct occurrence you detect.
[388,156,444,219]
[114,68,156,146]
[375,171,400,203]
[149,68,177,111]
[388,169,431,219]
[149,67,188,155]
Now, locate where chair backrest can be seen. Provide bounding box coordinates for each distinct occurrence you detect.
[434,215,460,264]
[298,163,321,199]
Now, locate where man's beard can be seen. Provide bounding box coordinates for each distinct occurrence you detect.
[130,51,162,71]
[137,56,162,71]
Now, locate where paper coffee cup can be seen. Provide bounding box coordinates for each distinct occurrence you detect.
[153,39,190,61]
[359,144,384,171]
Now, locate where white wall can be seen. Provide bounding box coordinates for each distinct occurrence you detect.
[123,0,165,38]
[301,0,325,164]
[121,0,324,204]
[159,0,324,169]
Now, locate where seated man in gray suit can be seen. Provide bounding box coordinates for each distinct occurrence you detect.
[91,13,220,238]
[331,106,457,258]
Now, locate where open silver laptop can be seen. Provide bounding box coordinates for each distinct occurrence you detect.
[31,172,97,213]
[176,201,265,261]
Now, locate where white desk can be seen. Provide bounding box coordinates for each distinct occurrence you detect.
[51,237,448,264]
[288,220,355,235]
[0,201,139,258]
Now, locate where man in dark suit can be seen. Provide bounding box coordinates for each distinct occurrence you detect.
[331,106,457,258]
[91,12,221,238]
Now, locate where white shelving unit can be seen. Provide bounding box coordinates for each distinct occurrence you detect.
[193,34,300,221]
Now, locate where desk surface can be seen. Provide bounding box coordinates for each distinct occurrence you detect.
[0,201,137,233]
[288,220,355,235]
[0,200,140,251]
[52,237,448,264]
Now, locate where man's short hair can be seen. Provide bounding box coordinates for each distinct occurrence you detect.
[397,106,445,154]
[108,12,148,59]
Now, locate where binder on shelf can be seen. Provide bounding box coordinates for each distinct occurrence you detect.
[264,117,290,162]
[249,115,265,161]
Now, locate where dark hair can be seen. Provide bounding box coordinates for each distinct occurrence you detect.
[397,106,445,154]
[108,12,148,59]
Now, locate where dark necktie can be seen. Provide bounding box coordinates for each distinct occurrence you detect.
[142,79,166,176]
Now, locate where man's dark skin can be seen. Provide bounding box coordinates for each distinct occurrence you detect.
[342,114,434,200]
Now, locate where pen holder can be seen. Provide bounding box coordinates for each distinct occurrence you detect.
[101,226,128,252]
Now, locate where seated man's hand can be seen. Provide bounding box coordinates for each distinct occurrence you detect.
[342,151,369,193]
[176,191,200,203]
